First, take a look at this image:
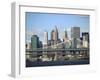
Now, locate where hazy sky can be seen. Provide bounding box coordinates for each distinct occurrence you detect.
[25,12,89,43]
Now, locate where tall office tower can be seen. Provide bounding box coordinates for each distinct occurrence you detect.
[51,30,55,41]
[62,30,71,48]
[51,26,59,41]
[31,35,39,50]
[71,27,80,39]
[82,32,89,48]
[43,31,48,48]
[39,41,43,48]
[54,26,59,41]
[71,27,80,48]
[62,30,68,42]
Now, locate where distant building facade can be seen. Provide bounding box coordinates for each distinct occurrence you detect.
[43,31,48,49]
[51,26,59,41]
[82,32,89,48]
[62,30,68,42]
[71,27,80,48]
[50,26,59,44]
[31,35,40,50]
[50,26,61,47]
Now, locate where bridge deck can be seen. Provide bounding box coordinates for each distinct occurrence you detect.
[26,48,89,52]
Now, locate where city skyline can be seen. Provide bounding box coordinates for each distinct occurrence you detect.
[27,26,89,49]
[26,12,90,43]
[25,12,90,67]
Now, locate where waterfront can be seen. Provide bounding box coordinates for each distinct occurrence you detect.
[26,59,89,67]
[26,48,89,67]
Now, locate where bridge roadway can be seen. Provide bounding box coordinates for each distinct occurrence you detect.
[26,48,89,52]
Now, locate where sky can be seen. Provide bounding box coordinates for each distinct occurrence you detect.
[25,12,89,43]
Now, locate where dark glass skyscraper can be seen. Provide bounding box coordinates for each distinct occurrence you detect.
[31,35,39,50]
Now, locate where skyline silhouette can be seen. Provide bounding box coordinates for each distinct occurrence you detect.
[25,12,89,43]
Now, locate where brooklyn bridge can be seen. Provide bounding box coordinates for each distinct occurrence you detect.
[26,41,89,67]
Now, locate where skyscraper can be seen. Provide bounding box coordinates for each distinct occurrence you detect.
[31,35,39,50]
[62,30,68,42]
[71,27,80,39]
[82,32,89,48]
[71,27,80,48]
[44,31,48,45]
[51,26,59,41]
[82,32,89,42]
[51,30,55,41]
[54,26,59,41]
[43,31,48,48]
